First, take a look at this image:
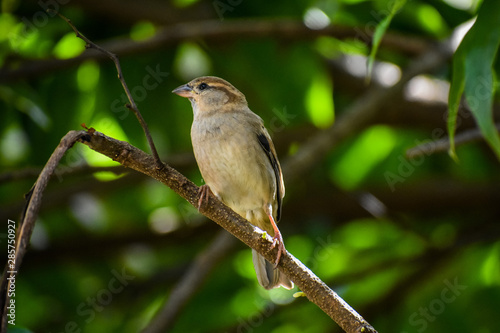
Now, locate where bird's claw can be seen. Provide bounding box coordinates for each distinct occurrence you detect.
[197,185,212,210]
[270,233,285,268]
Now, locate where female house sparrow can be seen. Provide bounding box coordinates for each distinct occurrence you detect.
[172,76,293,290]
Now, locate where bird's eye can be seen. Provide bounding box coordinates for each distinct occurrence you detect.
[198,83,208,90]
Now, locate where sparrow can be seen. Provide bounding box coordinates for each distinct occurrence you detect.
[172,76,293,290]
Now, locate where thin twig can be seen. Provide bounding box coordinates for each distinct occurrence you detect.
[406,123,500,158]
[49,10,163,169]
[0,131,90,332]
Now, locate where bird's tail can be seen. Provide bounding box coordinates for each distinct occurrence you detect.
[252,249,293,290]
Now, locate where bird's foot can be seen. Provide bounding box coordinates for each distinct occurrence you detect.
[270,232,285,268]
[197,185,212,210]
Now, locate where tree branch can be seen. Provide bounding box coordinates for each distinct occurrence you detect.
[406,123,500,158]
[74,129,376,333]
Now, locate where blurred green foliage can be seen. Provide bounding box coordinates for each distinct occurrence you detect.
[1,0,499,332]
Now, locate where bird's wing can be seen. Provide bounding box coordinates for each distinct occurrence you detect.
[256,128,285,221]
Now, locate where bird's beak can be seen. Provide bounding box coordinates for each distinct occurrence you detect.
[172,84,194,98]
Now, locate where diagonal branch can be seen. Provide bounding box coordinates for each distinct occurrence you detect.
[76,129,376,333]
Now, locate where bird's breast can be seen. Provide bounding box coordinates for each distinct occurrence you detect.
[190,116,274,214]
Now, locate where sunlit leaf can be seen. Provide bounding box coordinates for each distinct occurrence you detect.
[130,21,156,41]
[415,3,447,36]
[10,23,52,58]
[481,242,500,286]
[77,61,100,92]
[305,73,334,128]
[0,13,18,41]
[330,125,396,190]
[53,32,85,59]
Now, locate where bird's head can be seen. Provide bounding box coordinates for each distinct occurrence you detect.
[172,76,247,114]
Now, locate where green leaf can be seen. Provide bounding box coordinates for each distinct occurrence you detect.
[130,20,156,41]
[53,32,86,59]
[330,125,396,190]
[448,1,500,160]
[366,0,406,83]
[305,73,334,128]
